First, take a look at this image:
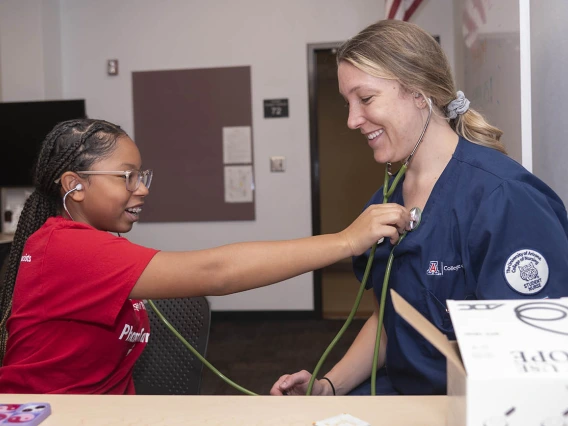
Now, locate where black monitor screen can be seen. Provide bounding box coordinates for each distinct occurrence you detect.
[0,100,86,187]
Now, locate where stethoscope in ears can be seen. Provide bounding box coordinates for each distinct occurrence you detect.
[149,96,433,396]
[62,183,83,221]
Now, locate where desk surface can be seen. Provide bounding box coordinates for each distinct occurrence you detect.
[0,394,447,425]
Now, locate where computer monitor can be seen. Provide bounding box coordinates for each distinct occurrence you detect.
[0,100,86,187]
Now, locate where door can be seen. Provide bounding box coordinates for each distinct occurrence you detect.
[308,44,387,319]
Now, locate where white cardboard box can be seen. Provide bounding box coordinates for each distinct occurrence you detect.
[391,290,568,426]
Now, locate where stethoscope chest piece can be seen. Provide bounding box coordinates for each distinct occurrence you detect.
[409,207,422,231]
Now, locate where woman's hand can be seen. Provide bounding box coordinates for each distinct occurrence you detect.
[270,370,333,396]
[339,203,411,256]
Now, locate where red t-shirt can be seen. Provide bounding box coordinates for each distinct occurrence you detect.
[0,217,159,394]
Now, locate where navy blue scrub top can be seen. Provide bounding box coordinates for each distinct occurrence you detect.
[353,137,568,395]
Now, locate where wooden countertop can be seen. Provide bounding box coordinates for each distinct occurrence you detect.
[0,394,448,425]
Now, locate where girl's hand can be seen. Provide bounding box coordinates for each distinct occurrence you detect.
[339,203,411,255]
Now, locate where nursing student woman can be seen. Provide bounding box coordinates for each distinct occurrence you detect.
[270,20,568,397]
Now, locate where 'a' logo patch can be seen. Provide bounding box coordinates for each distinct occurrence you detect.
[426,261,442,276]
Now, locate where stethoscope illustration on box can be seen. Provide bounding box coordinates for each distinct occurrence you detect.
[146,97,432,396]
[514,301,568,336]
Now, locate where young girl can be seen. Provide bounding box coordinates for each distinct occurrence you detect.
[0,118,411,394]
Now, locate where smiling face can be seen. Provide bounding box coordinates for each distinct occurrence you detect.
[338,61,428,164]
[73,135,149,233]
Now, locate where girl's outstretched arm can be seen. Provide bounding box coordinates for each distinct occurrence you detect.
[131,203,410,299]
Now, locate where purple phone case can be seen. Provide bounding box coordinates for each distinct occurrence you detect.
[0,403,51,425]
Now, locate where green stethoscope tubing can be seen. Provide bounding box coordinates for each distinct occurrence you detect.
[306,97,432,396]
[146,169,410,398]
[146,165,410,398]
[147,299,258,395]
[149,98,432,397]
[305,163,412,396]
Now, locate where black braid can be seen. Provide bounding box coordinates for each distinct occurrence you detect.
[0,118,126,365]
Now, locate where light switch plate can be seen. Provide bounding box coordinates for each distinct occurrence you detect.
[270,156,286,172]
[107,59,119,76]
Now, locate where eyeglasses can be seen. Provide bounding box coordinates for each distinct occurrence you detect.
[76,169,153,192]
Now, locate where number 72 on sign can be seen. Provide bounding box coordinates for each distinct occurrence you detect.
[264,99,289,118]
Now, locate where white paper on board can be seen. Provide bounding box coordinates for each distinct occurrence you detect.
[223,126,252,164]
[224,165,254,203]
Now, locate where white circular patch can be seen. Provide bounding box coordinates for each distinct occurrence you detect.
[503,249,549,295]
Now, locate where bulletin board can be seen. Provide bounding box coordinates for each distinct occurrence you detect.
[132,66,255,223]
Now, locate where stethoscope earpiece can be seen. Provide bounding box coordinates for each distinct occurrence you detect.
[62,183,83,220]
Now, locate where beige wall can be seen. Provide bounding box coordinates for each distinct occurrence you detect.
[531,0,568,204]
[453,0,524,164]
[0,0,62,101]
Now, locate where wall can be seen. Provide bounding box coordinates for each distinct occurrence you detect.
[1,0,455,311]
[41,0,63,100]
[453,0,567,203]
[0,0,44,101]
[454,0,524,164]
[0,0,63,243]
[0,0,62,101]
[530,0,568,204]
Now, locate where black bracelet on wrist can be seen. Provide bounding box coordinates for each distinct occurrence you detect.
[321,376,336,396]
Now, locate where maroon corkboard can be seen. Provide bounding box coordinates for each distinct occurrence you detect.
[132,66,255,222]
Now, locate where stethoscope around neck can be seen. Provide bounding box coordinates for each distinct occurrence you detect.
[304,96,433,395]
[146,97,433,396]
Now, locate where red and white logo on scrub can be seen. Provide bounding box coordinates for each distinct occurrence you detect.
[427,261,442,276]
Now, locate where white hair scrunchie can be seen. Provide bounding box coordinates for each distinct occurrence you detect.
[446,91,470,119]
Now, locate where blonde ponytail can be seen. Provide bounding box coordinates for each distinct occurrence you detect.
[451,109,506,154]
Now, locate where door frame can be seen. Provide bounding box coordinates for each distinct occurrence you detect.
[307,42,343,319]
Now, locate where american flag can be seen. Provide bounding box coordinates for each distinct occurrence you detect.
[385,0,425,21]
[462,0,488,48]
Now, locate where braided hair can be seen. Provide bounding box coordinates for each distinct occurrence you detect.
[0,118,127,364]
